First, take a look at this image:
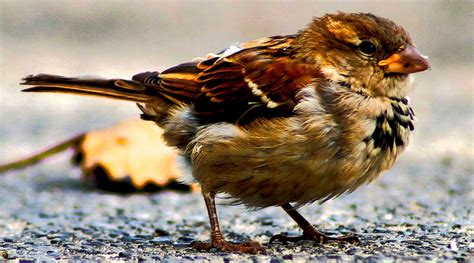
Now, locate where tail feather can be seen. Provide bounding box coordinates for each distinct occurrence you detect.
[21,74,153,102]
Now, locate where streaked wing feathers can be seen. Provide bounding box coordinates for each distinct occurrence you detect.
[139,35,320,123]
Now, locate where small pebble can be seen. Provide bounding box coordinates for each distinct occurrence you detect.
[151,236,173,244]
[0,250,8,259]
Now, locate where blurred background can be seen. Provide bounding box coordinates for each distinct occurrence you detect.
[0,0,472,260]
[1,0,472,165]
[1,0,473,217]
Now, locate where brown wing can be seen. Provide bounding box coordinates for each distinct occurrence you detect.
[135,35,321,124]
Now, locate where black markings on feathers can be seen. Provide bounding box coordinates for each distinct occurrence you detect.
[365,98,414,150]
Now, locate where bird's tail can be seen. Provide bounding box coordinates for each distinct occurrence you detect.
[21,74,154,102]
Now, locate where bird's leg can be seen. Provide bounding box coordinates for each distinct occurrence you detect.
[191,191,265,254]
[270,203,360,244]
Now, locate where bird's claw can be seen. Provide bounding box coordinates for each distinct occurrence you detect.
[270,229,360,245]
[191,240,266,254]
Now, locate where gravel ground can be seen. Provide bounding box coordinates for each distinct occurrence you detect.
[0,151,472,261]
[1,1,473,261]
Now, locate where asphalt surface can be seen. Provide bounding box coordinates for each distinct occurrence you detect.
[0,147,472,261]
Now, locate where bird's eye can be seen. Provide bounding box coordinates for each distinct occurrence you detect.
[358,41,377,56]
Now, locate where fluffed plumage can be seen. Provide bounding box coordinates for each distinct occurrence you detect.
[21,12,429,253]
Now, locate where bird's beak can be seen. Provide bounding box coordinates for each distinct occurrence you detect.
[378,44,430,74]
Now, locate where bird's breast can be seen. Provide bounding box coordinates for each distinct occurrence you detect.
[186,86,414,208]
[287,89,415,204]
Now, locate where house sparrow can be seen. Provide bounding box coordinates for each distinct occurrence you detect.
[21,12,429,254]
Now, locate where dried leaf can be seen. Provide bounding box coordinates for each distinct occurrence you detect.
[1,118,198,193]
[76,119,192,191]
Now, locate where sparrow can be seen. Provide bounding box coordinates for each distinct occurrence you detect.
[21,12,429,254]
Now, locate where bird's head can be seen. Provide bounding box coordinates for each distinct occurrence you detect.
[296,12,430,98]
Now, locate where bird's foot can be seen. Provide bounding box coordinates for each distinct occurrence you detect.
[191,239,266,254]
[270,226,360,245]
